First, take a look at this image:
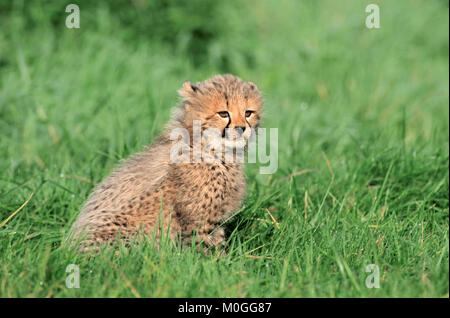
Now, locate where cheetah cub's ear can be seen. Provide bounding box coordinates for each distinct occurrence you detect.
[179,81,199,97]
[248,81,258,90]
[183,81,199,92]
[179,81,200,112]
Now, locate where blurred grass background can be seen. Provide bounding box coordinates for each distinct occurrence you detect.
[0,0,448,297]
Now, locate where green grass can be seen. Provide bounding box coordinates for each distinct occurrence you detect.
[0,0,448,297]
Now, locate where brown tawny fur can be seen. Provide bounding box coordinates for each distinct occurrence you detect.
[68,74,263,251]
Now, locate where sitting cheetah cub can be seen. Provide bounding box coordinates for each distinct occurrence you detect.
[69,74,263,251]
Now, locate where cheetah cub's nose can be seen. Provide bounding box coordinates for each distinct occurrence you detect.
[234,126,245,136]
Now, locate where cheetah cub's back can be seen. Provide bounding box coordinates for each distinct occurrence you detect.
[69,74,263,251]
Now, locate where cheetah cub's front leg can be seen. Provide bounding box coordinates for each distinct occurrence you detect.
[172,162,246,251]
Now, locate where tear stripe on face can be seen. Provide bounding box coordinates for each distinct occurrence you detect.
[222,117,231,137]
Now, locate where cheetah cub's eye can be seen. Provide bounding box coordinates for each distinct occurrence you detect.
[245,110,254,118]
[218,111,229,118]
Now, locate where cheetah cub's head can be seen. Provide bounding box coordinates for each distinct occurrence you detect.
[178,74,263,149]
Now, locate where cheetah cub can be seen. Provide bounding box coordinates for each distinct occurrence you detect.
[69,74,263,251]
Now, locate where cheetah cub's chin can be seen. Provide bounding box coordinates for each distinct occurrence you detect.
[68,74,263,252]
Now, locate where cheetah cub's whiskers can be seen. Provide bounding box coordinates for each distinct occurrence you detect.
[68,74,263,252]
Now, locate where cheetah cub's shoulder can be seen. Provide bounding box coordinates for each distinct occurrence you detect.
[69,74,263,251]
